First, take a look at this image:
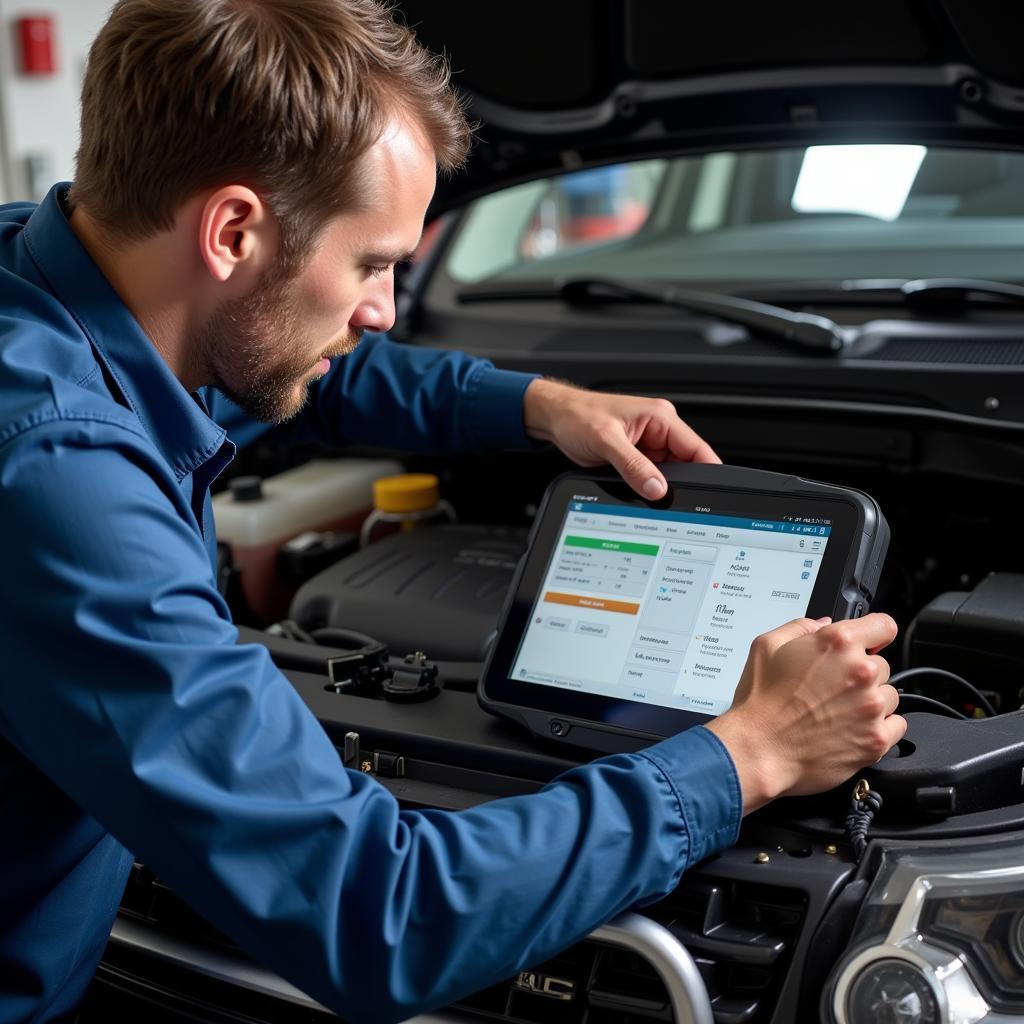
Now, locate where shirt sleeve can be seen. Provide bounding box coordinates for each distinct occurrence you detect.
[0,419,741,1024]
[206,332,539,454]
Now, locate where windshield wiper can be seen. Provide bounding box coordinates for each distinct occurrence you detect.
[741,278,1024,310]
[897,278,1024,309]
[457,276,849,355]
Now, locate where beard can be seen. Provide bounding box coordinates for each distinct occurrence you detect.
[196,267,360,424]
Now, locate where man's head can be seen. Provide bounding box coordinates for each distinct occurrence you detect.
[70,0,470,420]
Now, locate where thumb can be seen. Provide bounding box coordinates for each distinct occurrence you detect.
[600,427,667,499]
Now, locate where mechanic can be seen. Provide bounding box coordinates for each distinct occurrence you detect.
[0,2,906,1022]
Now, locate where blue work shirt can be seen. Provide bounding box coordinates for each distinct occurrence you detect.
[0,185,742,1024]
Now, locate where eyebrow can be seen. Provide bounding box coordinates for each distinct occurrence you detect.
[362,248,418,265]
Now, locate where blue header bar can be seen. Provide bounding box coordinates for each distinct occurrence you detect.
[572,502,832,536]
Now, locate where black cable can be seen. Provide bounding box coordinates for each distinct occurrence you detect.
[890,666,996,718]
[895,692,968,719]
[845,781,882,859]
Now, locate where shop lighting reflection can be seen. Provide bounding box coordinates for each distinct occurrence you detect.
[792,144,927,221]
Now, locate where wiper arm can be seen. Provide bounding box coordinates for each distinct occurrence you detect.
[717,278,1024,311]
[566,278,849,353]
[898,278,1024,309]
[458,276,849,354]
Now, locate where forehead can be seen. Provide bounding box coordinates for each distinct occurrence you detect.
[324,121,437,253]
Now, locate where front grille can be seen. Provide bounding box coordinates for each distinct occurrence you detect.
[452,875,806,1024]
[454,942,673,1023]
[120,867,680,1022]
[117,865,807,1023]
[655,877,808,1024]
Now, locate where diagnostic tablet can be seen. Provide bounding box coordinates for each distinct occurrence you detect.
[479,463,889,752]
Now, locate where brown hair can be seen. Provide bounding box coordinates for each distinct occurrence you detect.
[71,0,470,265]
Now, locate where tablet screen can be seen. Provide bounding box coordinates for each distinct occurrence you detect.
[510,498,831,715]
[480,465,885,748]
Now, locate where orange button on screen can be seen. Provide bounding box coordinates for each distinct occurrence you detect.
[543,591,640,616]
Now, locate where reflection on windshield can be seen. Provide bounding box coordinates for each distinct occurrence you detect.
[447,146,1024,287]
[521,164,657,259]
[792,145,927,221]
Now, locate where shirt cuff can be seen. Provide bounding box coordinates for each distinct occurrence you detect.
[464,364,539,450]
[638,725,743,871]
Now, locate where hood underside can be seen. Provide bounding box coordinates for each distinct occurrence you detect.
[395,0,1024,211]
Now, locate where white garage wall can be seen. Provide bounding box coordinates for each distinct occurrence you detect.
[0,0,112,202]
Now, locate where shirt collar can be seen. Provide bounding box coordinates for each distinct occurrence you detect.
[22,183,229,482]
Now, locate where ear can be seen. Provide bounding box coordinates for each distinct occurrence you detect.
[197,186,275,284]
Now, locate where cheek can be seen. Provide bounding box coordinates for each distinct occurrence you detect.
[299,273,361,333]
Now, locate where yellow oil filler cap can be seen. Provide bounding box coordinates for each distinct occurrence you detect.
[373,473,440,514]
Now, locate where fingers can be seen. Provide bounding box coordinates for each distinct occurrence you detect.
[753,616,828,655]
[869,653,892,688]
[662,414,722,465]
[562,394,720,495]
[839,665,903,765]
[817,613,898,654]
[880,681,900,717]
[598,426,669,499]
[879,712,908,749]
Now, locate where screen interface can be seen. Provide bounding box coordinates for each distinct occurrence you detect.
[510,498,832,715]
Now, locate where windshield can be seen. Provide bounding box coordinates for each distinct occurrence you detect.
[445,145,1024,287]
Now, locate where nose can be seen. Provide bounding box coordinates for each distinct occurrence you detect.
[352,273,397,335]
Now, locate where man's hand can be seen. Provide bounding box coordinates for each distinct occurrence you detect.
[706,614,905,814]
[522,378,719,499]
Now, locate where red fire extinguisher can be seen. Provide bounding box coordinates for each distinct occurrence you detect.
[17,16,57,76]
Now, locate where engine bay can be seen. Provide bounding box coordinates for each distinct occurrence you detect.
[92,405,1024,1024]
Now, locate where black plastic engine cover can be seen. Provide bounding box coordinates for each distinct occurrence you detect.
[288,524,527,663]
[905,573,1024,700]
[865,710,1024,819]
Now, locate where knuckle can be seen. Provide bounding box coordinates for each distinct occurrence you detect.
[825,623,855,650]
[870,730,893,759]
[655,398,676,416]
[593,422,620,447]
[849,659,876,687]
[862,691,886,717]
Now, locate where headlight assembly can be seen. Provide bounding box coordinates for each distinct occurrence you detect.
[827,838,1024,1023]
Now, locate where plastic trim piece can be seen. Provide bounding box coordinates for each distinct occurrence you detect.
[108,911,713,1023]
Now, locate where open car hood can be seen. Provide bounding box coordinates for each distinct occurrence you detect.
[397,0,1024,213]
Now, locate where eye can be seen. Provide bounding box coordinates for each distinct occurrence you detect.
[365,264,391,279]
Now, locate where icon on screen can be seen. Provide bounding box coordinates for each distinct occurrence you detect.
[712,582,720,589]
[801,571,810,580]
[803,559,813,568]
